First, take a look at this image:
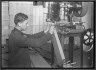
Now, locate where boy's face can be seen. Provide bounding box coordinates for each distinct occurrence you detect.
[19,20,28,31]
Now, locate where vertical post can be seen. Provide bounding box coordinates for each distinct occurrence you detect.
[61,35,65,49]
[90,48,93,67]
[80,33,83,68]
[68,15,74,63]
[51,43,54,66]
[69,37,74,63]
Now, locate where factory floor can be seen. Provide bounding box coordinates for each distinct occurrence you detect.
[1,44,93,68]
[43,44,94,68]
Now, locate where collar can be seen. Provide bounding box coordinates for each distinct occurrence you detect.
[13,27,24,35]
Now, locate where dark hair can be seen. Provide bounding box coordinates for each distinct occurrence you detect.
[14,13,28,25]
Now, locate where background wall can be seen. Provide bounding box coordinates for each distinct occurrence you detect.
[8,2,51,34]
[82,2,93,29]
[2,1,49,45]
[2,1,9,45]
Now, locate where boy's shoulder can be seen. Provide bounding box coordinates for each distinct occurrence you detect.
[9,28,22,38]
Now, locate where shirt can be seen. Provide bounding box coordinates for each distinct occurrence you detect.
[8,28,51,68]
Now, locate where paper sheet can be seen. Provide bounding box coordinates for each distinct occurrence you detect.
[52,29,65,66]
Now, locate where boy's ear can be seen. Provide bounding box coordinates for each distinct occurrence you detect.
[18,22,21,27]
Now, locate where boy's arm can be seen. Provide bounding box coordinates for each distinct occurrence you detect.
[25,31,46,38]
[14,31,51,48]
[25,26,50,38]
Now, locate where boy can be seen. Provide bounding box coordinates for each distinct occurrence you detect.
[8,13,55,67]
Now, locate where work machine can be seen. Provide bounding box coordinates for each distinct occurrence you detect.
[30,2,94,68]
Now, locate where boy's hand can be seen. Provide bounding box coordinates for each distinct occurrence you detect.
[49,25,55,34]
[44,26,50,34]
[44,22,55,34]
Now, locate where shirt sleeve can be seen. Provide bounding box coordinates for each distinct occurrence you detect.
[25,31,45,38]
[14,31,51,48]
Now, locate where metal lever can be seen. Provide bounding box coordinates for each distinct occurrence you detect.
[63,60,76,68]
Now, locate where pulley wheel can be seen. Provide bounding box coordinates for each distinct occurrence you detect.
[74,2,89,17]
[83,28,94,46]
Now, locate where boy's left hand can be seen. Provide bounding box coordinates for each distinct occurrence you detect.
[49,25,55,34]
